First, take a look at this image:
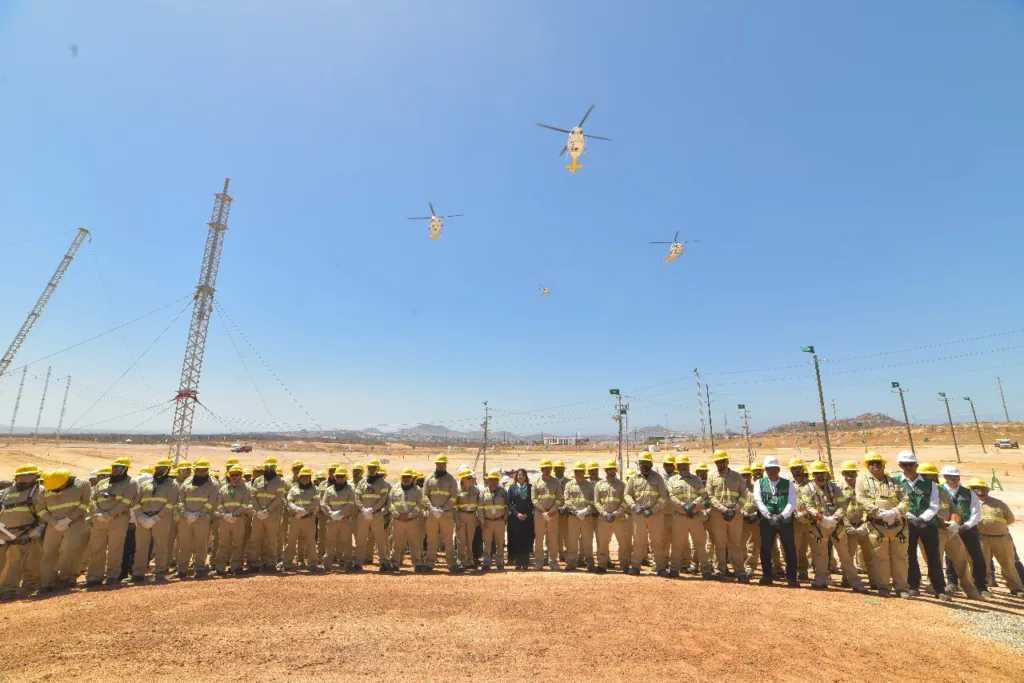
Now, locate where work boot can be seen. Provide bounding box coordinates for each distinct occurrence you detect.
[878,587,893,598]
[378,565,390,573]
[628,567,641,576]
[104,577,121,587]
[840,577,850,588]
[215,569,229,577]
[564,565,577,572]
[852,586,869,595]
[758,577,773,586]
[657,568,671,578]
[939,593,953,603]
[786,579,800,588]
[798,570,809,582]
[811,583,828,591]
[36,585,56,595]
[173,571,188,581]
[737,574,750,584]
[595,566,607,575]
[450,566,465,574]
[701,571,716,581]
[899,590,913,599]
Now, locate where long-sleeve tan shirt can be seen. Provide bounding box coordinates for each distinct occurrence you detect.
[251,474,288,515]
[563,479,596,516]
[321,482,357,518]
[532,476,564,514]
[39,477,91,525]
[478,486,508,522]
[423,471,458,513]
[91,477,138,519]
[625,471,668,514]
[706,469,746,512]
[594,479,627,520]
[134,477,178,518]
[979,496,1014,536]
[856,474,909,521]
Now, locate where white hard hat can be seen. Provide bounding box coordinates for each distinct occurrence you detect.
[89,469,99,477]
[941,465,961,477]
[896,450,918,465]
[763,455,780,469]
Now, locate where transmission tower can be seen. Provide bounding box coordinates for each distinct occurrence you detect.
[0,228,90,382]
[31,366,52,444]
[694,369,706,451]
[169,179,233,465]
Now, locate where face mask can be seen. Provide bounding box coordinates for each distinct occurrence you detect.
[333,479,347,491]
[109,471,128,484]
[401,482,414,491]
[15,481,32,492]
[435,467,445,476]
[299,480,312,489]
[192,474,209,486]
[264,470,277,481]
[368,474,382,484]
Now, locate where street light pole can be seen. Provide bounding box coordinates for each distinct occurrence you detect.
[938,393,960,463]
[963,397,987,454]
[802,346,833,474]
[891,382,915,455]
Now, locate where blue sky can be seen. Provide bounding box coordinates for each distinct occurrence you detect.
[1,1,1022,438]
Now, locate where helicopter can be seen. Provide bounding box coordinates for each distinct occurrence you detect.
[538,285,553,297]
[536,104,613,176]
[406,202,463,241]
[650,231,700,263]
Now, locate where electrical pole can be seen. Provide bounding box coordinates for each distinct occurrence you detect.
[55,374,72,446]
[891,382,915,455]
[963,397,986,453]
[938,393,960,463]
[610,389,624,473]
[831,398,838,425]
[723,411,731,438]
[801,346,833,474]
[996,377,1010,423]
[695,369,707,451]
[32,366,52,445]
[706,385,715,450]
[6,366,28,447]
[481,401,489,475]
[739,404,753,465]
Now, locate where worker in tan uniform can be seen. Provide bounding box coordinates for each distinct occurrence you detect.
[625,451,669,576]
[594,460,630,573]
[789,458,813,581]
[938,465,987,598]
[531,458,563,570]
[969,478,1024,597]
[279,460,304,562]
[0,464,45,600]
[168,460,192,569]
[423,454,459,573]
[387,467,424,573]
[454,467,480,571]
[706,450,748,583]
[355,459,389,572]
[802,461,868,593]
[586,461,601,553]
[38,468,91,592]
[694,462,714,565]
[667,456,711,578]
[284,467,322,572]
[242,463,262,565]
[838,460,881,591]
[316,463,339,562]
[321,467,358,572]
[175,458,219,579]
[738,465,761,580]
[478,469,507,570]
[248,457,287,573]
[553,460,569,564]
[562,461,596,572]
[215,465,252,576]
[130,458,178,582]
[856,452,910,598]
[660,454,677,566]
[86,457,138,587]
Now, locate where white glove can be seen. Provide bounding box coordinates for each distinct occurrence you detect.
[54,517,72,532]
[575,510,589,520]
[879,509,896,523]
[225,514,237,524]
[820,516,837,531]
[945,521,960,535]
[257,510,269,520]
[293,508,306,518]
[186,512,198,524]
[28,527,43,540]
[361,508,373,520]
[431,508,442,519]
[906,513,919,525]
[137,515,151,529]
[92,512,110,525]
[330,511,341,521]
[151,514,161,525]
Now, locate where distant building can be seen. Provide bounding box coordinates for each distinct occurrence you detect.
[543,435,590,446]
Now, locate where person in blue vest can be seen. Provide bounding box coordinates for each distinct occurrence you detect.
[753,455,799,587]
[894,451,949,602]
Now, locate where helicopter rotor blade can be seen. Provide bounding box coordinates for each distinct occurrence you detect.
[428,201,436,217]
[558,145,567,156]
[681,240,701,244]
[537,123,572,134]
[649,241,672,244]
[407,217,431,220]
[583,134,613,142]
[578,104,595,127]
[673,231,680,242]
[442,214,464,218]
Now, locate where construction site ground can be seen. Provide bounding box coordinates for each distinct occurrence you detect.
[2,440,1024,682]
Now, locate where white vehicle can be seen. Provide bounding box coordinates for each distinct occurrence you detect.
[230,443,242,452]
[407,202,463,241]
[536,104,613,176]
[649,231,700,263]
[994,438,1019,449]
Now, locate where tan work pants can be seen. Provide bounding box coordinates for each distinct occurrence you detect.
[176,516,212,573]
[981,533,1023,593]
[390,518,424,568]
[557,513,568,561]
[794,522,811,575]
[534,511,560,569]
[356,511,388,567]
[285,515,317,569]
[42,521,87,587]
[323,516,356,569]
[940,529,976,595]
[425,512,456,569]
[870,522,909,591]
[709,510,744,575]
[248,511,281,569]
[0,539,41,594]
[215,516,246,571]
[742,519,760,575]
[132,514,173,577]
[481,518,506,567]
[631,512,666,571]
[567,515,594,566]
[845,526,881,588]
[672,514,710,573]
[662,513,673,562]
[455,515,476,568]
[810,529,863,589]
[87,514,131,582]
[596,515,631,569]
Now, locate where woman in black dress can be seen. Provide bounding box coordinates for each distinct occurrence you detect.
[506,469,534,570]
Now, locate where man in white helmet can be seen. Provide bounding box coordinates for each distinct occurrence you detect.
[938,465,986,598]
[894,451,948,601]
[753,456,799,587]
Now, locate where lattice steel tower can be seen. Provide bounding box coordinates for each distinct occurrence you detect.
[169,178,233,464]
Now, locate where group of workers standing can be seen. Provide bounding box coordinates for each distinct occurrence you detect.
[0,447,1021,603]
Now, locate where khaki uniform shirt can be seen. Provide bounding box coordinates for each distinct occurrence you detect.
[38,477,91,525]
[594,479,627,520]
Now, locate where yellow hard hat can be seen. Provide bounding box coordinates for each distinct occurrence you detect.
[539,458,553,468]
[587,461,599,470]
[638,451,654,463]
[353,463,365,472]
[967,478,988,490]
[378,467,387,477]
[750,461,763,472]
[486,469,501,480]
[316,470,327,479]
[98,465,112,475]
[918,462,939,475]
[225,457,239,466]
[253,464,265,472]
[458,468,473,479]
[14,463,39,477]
[140,466,155,475]
[676,454,691,465]
[194,458,210,469]
[169,468,179,477]
[327,462,340,472]
[603,459,618,470]
[695,462,709,472]
[712,450,729,462]
[228,465,243,475]
[863,452,884,465]
[291,460,304,470]
[788,458,805,469]
[572,461,587,472]
[662,454,677,465]
[738,465,753,475]
[435,453,449,464]
[335,467,348,478]
[809,461,829,474]
[367,458,381,467]
[179,461,193,469]
[243,468,252,477]
[112,457,131,469]
[264,456,278,466]
[43,469,71,491]
[839,460,858,473]
[401,467,416,477]
[553,460,565,469]
[298,467,313,477]
[155,458,173,468]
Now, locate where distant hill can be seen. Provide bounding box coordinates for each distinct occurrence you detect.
[762,412,902,434]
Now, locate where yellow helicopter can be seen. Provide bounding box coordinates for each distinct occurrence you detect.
[650,231,700,263]
[536,104,613,176]
[407,202,463,241]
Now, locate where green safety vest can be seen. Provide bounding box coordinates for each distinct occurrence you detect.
[901,477,939,527]
[942,484,972,522]
[760,478,791,525]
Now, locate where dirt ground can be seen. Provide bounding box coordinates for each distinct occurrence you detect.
[3,439,1024,681]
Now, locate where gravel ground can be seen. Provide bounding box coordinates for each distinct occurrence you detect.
[951,591,1024,656]
[2,571,1023,683]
